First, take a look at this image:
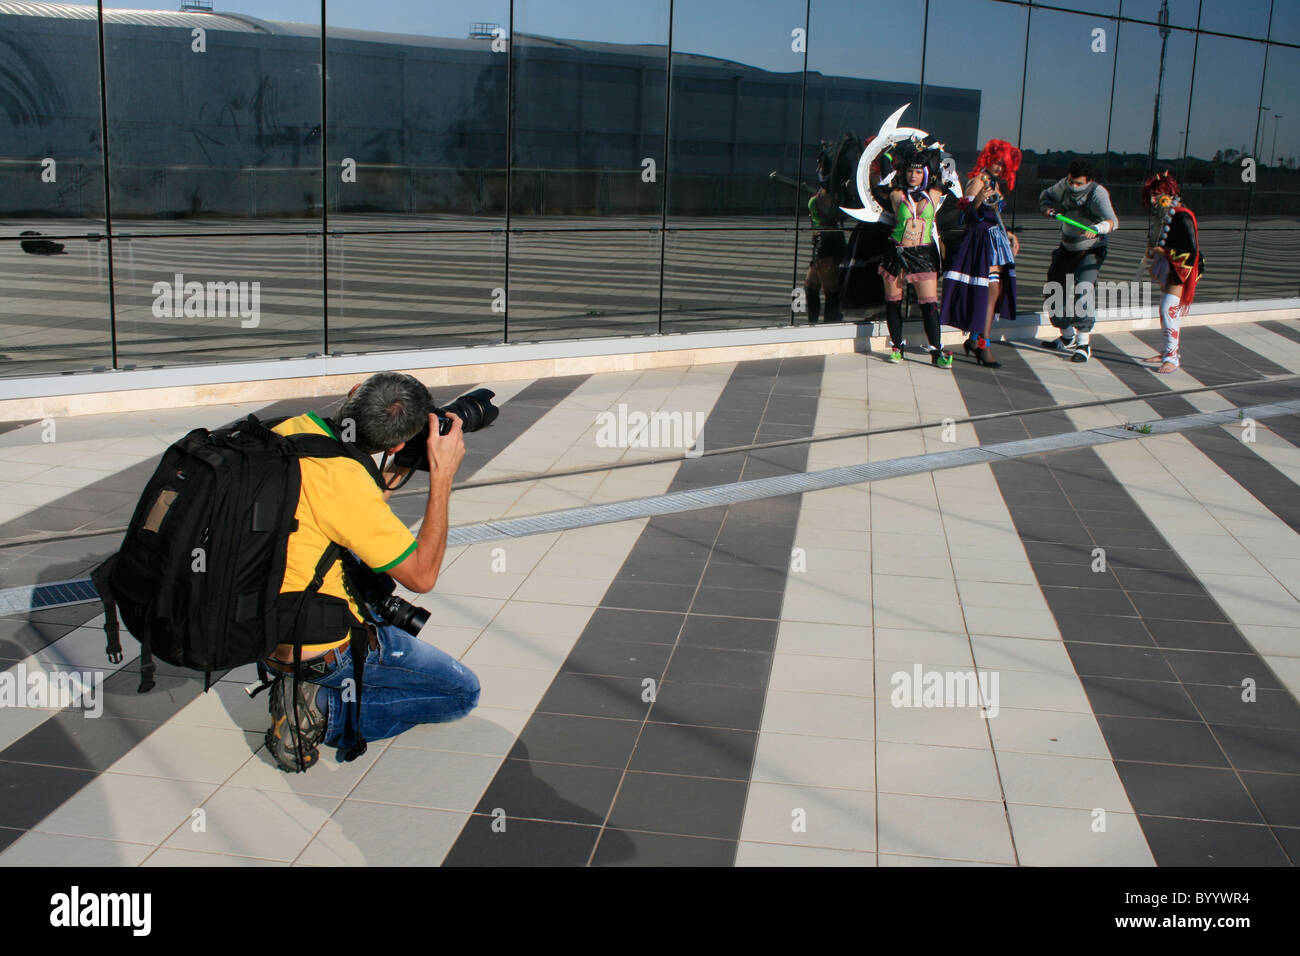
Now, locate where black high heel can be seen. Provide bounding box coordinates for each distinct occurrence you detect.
[971,336,1000,368]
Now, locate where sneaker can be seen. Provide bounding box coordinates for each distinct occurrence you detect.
[1044,335,1077,353]
[1070,344,1091,363]
[888,347,904,364]
[931,350,954,369]
[266,673,327,772]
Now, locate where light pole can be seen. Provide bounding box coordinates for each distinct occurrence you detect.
[1255,105,1272,159]
[1272,114,1283,166]
[1147,0,1171,173]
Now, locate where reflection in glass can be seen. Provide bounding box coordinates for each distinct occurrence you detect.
[667,0,807,220]
[1121,0,1201,32]
[1239,229,1300,300]
[327,232,506,354]
[0,4,105,235]
[1251,43,1300,223]
[510,0,668,223]
[1103,21,1196,218]
[506,230,661,341]
[1198,0,1272,40]
[0,236,112,378]
[327,0,510,230]
[103,0,323,230]
[661,229,798,333]
[111,234,323,367]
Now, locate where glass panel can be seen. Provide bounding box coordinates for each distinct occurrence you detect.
[1270,2,1300,44]
[509,0,668,225]
[1103,21,1196,220]
[111,235,323,367]
[1239,227,1299,300]
[666,0,808,221]
[103,0,323,231]
[327,231,506,353]
[0,236,112,378]
[661,229,798,333]
[1120,0,1201,32]
[1188,228,1244,303]
[1016,7,1117,301]
[506,230,660,341]
[326,0,510,231]
[0,4,105,236]
[1041,0,1118,15]
[1198,0,1272,40]
[1251,43,1299,220]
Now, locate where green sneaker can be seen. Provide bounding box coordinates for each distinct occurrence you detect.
[888,347,904,364]
[931,350,954,369]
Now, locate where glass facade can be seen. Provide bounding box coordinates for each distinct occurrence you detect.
[1,0,1297,379]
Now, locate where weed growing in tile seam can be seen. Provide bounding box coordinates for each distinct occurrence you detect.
[889,665,999,719]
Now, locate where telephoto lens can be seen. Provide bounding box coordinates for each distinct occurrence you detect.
[392,388,500,472]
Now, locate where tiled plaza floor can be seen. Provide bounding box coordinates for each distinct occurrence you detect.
[1,318,1298,866]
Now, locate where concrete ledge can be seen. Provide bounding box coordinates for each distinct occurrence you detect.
[2,298,1296,419]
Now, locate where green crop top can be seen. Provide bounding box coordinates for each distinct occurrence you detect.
[891,195,936,244]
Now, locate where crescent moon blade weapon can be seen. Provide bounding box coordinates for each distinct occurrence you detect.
[841,103,928,222]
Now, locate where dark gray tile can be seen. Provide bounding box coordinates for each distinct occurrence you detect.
[601,581,697,613]
[1210,724,1300,775]
[1129,591,1230,624]
[651,680,767,731]
[537,673,651,721]
[1116,762,1264,823]
[1031,563,1122,590]
[605,772,748,839]
[1162,650,1284,690]
[562,640,674,680]
[700,562,788,592]
[1080,676,1200,720]
[617,557,708,587]
[583,608,684,646]
[1112,567,1206,595]
[591,827,736,866]
[663,646,771,689]
[1273,825,1300,865]
[1014,523,1095,546]
[473,759,621,826]
[1240,772,1300,828]
[1099,548,1190,573]
[678,615,778,653]
[1041,586,1137,617]
[690,586,784,620]
[1145,619,1254,653]
[1096,716,1228,767]
[1091,530,1175,551]
[442,815,600,866]
[509,714,643,770]
[628,722,756,780]
[1054,613,1154,646]
[1184,684,1300,731]
[1066,643,1176,681]
[1137,816,1290,866]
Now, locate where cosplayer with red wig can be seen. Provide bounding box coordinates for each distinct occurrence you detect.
[1139,170,1204,373]
[940,138,1022,368]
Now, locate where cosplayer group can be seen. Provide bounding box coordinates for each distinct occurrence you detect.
[808,107,1202,373]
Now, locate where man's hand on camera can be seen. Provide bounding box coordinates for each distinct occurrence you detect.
[428,411,466,480]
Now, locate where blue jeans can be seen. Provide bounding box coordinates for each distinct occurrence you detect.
[309,625,480,749]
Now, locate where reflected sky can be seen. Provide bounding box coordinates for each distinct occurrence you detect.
[34,0,1300,164]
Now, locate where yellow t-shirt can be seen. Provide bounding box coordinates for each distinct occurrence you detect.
[272,413,417,652]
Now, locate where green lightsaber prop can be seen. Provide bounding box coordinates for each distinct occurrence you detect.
[1055,213,1098,235]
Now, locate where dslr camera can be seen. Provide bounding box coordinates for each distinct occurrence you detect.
[392,387,499,472]
[341,552,430,637]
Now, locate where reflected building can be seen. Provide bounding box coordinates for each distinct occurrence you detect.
[0,0,1296,379]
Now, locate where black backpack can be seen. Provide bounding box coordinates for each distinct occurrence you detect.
[91,413,385,763]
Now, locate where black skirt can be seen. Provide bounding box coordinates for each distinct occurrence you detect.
[879,241,940,280]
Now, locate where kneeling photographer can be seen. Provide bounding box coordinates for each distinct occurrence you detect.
[265,371,492,771]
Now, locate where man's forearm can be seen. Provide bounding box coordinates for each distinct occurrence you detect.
[415,471,454,592]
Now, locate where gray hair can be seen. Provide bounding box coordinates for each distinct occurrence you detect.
[338,372,430,453]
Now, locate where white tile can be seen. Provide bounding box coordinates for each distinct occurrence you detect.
[773,621,872,659]
[163,787,339,861]
[767,653,873,697]
[108,724,262,784]
[1008,803,1155,866]
[995,752,1135,811]
[750,733,874,791]
[734,842,874,866]
[758,690,874,740]
[296,800,469,866]
[0,832,153,867]
[876,793,1014,863]
[986,706,1112,759]
[738,782,876,852]
[388,706,529,756]
[348,747,502,812]
[877,741,1004,801]
[34,774,217,845]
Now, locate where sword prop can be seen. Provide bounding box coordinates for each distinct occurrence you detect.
[1054,213,1098,235]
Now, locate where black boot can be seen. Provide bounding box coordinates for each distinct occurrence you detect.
[884,301,903,351]
[806,287,820,323]
[921,304,951,368]
[824,292,842,323]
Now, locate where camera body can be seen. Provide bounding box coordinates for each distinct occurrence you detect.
[391,387,499,472]
[340,552,430,636]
